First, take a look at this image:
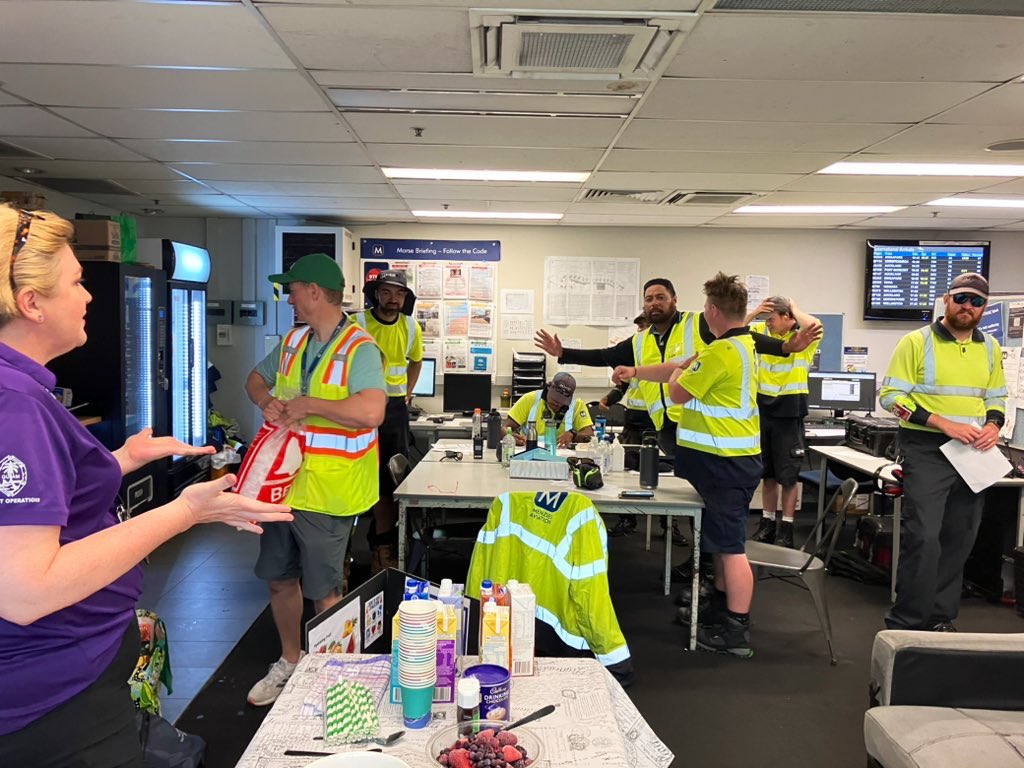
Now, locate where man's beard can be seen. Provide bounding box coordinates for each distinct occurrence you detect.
[947,308,981,332]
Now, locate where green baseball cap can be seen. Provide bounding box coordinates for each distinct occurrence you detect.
[268,253,344,291]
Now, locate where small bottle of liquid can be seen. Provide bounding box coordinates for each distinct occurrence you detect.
[525,421,538,451]
[472,408,484,460]
[501,427,516,467]
[500,388,512,408]
[611,433,625,473]
[456,676,481,736]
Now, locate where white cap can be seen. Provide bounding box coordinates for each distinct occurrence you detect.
[439,578,454,597]
[457,676,480,707]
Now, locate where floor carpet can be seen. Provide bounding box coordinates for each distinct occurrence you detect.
[176,518,1023,768]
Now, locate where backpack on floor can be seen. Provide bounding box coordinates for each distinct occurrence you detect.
[137,711,206,768]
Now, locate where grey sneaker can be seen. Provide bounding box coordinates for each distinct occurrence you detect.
[247,652,305,706]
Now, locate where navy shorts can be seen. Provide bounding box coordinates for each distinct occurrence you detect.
[675,445,761,555]
[760,416,804,487]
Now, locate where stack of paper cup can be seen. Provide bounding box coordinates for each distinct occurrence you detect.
[397,600,438,728]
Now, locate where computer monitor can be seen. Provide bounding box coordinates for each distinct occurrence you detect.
[442,373,492,413]
[411,358,436,397]
[807,371,877,416]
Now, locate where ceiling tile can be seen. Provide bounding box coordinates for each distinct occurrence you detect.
[0,106,93,137]
[171,164,385,184]
[0,160,182,180]
[0,65,326,111]
[665,13,1024,82]
[601,150,845,174]
[567,202,733,218]
[0,2,292,68]
[884,204,1024,219]
[113,179,218,196]
[262,6,471,72]
[708,215,874,228]
[52,109,351,142]
[969,178,1024,196]
[846,217,1010,229]
[393,182,580,203]
[2,137,148,162]
[752,191,937,206]
[619,120,906,152]
[262,0,699,8]
[560,213,715,226]
[403,200,569,214]
[207,181,395,198]
[347,113,621,148]
[232,196,409,211]
[869,124,1024,158]
[120,141,369,165]
[640,79,989,123]
[0,93,26,106]
[136,205,264,218]
[987,220,1024,230]
[937,82,1024,126]
[367,144,602,171]
[588,171,799,192]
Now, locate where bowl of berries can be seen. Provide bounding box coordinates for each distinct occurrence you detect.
[427,721,541,768]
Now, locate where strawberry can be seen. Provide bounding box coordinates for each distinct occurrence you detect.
[497,732,518,746]
[477,729,496,740]
[501,746,523,762]
[448,749,473,768]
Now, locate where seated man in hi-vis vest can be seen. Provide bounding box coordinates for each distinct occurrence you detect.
[503,372,594,448]
[244,253,387,706]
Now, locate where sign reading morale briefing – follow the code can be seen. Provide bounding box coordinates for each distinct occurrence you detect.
[360,238,501,262]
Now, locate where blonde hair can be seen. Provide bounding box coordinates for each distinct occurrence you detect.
[0,205,75,327]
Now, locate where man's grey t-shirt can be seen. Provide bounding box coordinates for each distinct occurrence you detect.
[256,334,385,395]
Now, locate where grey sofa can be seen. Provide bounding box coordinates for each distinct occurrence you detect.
[865,630,1024,768]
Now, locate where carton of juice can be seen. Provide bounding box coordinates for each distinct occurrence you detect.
[507,582,536,676]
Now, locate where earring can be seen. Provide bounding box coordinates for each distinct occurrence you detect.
[36,314,44,323]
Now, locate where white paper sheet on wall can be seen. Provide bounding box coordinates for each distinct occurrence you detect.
[443,338,468,371]
[560,338,582,373]
[746,274,770,312]
[1001,347,1021,440]
[469,302,494,338]
[415,262,443,299]
[444,300,469,336]
[502,315,535,340]
[443,262,468,298]
[415,300,441,338]
[501,289,534,315]
[470,263,496,302]
[544,257,640,326]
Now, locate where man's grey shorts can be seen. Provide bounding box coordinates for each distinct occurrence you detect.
[254,510,357,601]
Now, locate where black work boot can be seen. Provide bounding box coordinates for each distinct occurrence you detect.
[775,520,795,549]
[674,577,715,608]
[697,615,754,658]
[660,518,688,547]
[676,588,726,627]
[608,516,637,538]
[751,516,776,543]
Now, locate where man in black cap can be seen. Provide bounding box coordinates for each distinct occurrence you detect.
[350,269,423,572]
[503,372,595,447]
[879,272,1007,631]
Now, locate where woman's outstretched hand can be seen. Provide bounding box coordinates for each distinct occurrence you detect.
[178,475,293,533]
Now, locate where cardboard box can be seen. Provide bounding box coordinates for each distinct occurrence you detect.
[74,219,121,262]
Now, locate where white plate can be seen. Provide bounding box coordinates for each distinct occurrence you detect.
[306,752,413,768]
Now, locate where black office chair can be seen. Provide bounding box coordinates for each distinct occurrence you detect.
[586,401,626,428]
[388,454,480,578]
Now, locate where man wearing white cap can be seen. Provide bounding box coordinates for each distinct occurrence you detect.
[879,272,1007,631]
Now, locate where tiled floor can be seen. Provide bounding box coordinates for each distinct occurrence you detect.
[138,525,269,724]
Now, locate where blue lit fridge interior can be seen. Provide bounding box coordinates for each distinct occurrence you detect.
[123,275,153,437]
[170,287,190,460]
[190,288,207,449]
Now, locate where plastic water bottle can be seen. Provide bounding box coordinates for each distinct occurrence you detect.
[595,416,607,442]
[611,433,625,473]
[545,419,558,456]
[597,438,611,475]
[501,428,516,467]
[525,421,538,451]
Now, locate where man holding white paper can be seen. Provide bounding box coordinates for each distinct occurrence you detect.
[879,272,1007,632]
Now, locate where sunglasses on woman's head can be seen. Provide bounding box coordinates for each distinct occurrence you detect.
[952,293,986,308]
[10,209,36,260]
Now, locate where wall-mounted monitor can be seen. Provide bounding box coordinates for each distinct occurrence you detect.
[864,240,989,322]
[808,371,877,416]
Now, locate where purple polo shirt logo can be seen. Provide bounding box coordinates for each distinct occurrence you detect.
[0,455,28,498]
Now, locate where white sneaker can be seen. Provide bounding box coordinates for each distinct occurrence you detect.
[247,652,305,706]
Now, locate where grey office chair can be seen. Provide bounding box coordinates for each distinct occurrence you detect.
[746,477,858,666]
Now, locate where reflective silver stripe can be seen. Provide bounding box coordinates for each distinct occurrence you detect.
[303,428,377,454]
[882,376,915,390]
[351,312,366,328]
[626,398,647,409]
[676,429,760,450]
[761,359,809,373]
[759,381,808,395]
[388,365,407,376]
[910,384,986,397]
[406,315,417,357]
[944,415,983,426]
[687,400,758,420]
[386,383,406,395]
[984,400,1005,410]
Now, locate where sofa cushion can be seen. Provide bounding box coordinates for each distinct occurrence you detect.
[865,706,1024,768]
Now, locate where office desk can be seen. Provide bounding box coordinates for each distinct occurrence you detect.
[809,444,1024,602]
[409,416,475,444]
[394,457,705,648]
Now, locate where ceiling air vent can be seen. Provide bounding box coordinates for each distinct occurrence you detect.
[664,191,758,207]
[20,178,138,195]
[0,140,48,159]
[711,0,1024,16]
[471,10,698,79]
[583,189,666,203]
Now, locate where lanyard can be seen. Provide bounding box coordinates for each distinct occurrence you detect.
[300,320,345,395]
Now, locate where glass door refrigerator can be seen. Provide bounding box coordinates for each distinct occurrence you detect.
[161,240,212,498]
[49,262,169,515]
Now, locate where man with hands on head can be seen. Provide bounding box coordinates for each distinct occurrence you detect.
[745,296,822,548]
[245,253,387,707]
[879,272,1006,633]
[503,372,594,448]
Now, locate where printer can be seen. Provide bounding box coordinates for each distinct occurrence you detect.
[845,414,900,459]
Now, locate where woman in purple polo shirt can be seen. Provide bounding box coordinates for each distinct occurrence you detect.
[0,206,294,768]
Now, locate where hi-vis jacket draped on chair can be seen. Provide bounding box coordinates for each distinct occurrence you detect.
[466,491,631,669]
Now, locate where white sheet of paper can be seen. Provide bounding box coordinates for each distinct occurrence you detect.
[939,439,1012,493]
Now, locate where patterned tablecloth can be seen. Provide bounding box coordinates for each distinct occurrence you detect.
[235,654,674,768]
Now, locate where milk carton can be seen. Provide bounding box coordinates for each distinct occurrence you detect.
[479,600,512,670]
[507,581,536,677]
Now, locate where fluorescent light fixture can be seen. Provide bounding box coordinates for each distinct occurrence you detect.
[733,205,905,214]
[384,168,589,183]
[819,161,1024,177]
[412,210,563,220]
[927,197,1024,208]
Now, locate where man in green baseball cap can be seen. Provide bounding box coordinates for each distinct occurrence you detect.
[243,253,387,707]
[267,252,345,292]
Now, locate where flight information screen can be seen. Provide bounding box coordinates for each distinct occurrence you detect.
[865,241,988,321]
